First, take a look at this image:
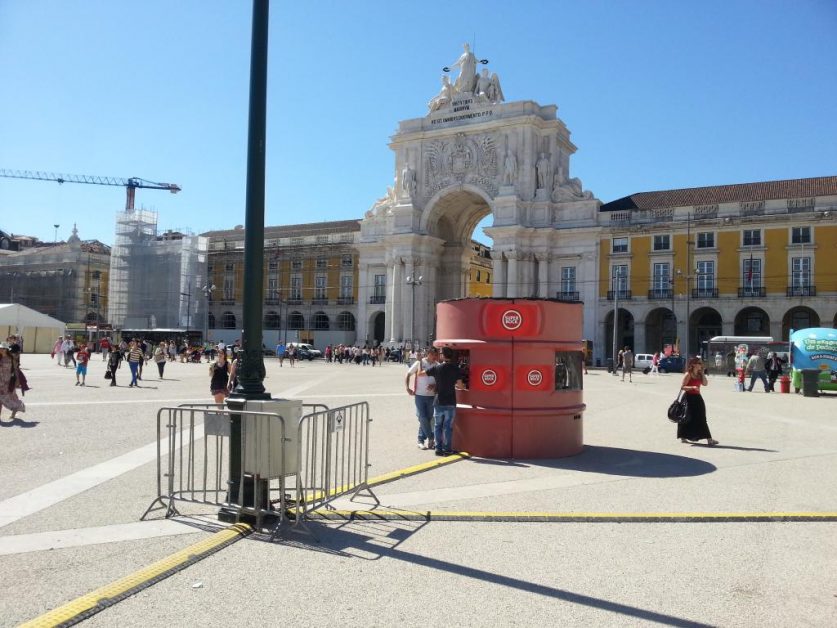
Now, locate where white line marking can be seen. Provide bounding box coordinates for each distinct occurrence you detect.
[0,429,200,529]
[0,520,203,556]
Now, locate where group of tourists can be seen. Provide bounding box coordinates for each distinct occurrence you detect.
[0,334,27,422]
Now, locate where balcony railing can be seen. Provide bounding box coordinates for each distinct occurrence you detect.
[691,288,719,298]
[264,298,280,305]
[287,298,303,305]
[369,295,386,304]
[787,285,816,297]
[647,288,673,300]
[738,287,766,298]
[218,299,235,306]
[337,297,355,305]
[555,291,580,302]
[311,297,329,305]
[606,290,631,301]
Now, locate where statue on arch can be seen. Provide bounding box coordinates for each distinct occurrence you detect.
[401,163,417,197]
[428,75,454,112]
[449,43,477,93]
[536,153,552,190]
[502,147,517,185]
[487,73,504,103]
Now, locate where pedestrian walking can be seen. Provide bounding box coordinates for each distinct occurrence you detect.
[745,352,769,392]
[650,351,660,376]
[421,347,466,456]
[52,336,64,366]
[209,352,231,403]
[107,345,122,386]
[406,347,439,450]
[74,341,90,386]
[153,342,167,379]
[287,344,296,367]
[0,342,25,422]
[765,352,785,392]
[100,336,111,361]
[62,335,76,367]
[126,340,143,387]
[621,347,634,382]
[678,357,718,446]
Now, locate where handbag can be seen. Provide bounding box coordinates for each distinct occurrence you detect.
[667,392,689,423]
[104,369,112,380]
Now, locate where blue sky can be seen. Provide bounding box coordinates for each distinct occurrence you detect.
[1,0,836,246]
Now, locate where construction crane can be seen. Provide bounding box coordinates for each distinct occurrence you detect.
[0,169,181,210]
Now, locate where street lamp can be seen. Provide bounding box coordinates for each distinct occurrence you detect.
[406,274,422,350]
[202,284,215,343]
[53,224,59,245]
[92,271,101,347]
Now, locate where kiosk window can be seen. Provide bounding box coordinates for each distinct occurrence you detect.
[555,352,583,390]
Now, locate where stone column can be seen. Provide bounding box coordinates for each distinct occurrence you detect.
[424,259,438,344]
[391,258,403,342]
[493,253,507,298]
[404,258,415,346]
[633,320,646,354]
[538,254,549,298]
[356,262,370,343]
[385,259,396,342]
[507,253,519,298]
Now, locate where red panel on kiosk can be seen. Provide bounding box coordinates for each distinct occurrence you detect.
[482,302,542,338]
[514,364,553,392]
[471,365,509,392]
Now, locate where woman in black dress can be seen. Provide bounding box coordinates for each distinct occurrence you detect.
[678,357,718,446]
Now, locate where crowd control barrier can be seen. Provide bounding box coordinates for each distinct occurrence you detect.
[141,401,376,537]
[434,298,585,459]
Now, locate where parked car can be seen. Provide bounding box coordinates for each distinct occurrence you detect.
[295,343,322,360]
[634,353,654,372]
[658,355,686,373]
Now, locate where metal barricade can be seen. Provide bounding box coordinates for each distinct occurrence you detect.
[294,402,378,530]
[141,404,290,534]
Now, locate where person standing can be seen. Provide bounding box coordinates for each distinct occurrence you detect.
[0,342,25,422]
[100,336,110,362]
[75,341,90,386]
[209,352,231,404]
[107,344,122,386]
[287,343,296,367]
[745,352,769,392]
[153,342,167,379]
[621,347,634,382]
[126,340,143,387]
[52,336,64,366]
[422,347,466,456]
[406,347,439,450]
[678,357,718,446]
[62,336,76,368]
[276,342,286,367]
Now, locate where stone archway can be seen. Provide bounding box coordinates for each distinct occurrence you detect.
[645,307,676,353]
[422,186,493,302]
[782,306,820,339]
[734,307,769,336]
[691,307,722,357]
[370,311,385,346]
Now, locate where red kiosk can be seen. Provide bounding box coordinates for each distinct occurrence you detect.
[435,298,585,459]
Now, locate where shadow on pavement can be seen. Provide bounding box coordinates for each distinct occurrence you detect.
[0,418,40,428]
[519,445,717,478]
[687,444,777,452]
[280,521,711,627]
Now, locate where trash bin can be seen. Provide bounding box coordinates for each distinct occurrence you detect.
[779,374,791,394]
[606,358,614,373]
[595,358,601,368]
[801,369,820,397]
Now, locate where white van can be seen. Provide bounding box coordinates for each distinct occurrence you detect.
[634,353,654,371]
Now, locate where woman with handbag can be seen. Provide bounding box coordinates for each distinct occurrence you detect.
[678,357,718,445]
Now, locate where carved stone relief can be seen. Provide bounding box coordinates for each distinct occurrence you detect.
[422,132,499,199]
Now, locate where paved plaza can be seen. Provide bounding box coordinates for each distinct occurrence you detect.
[0,354,835,626]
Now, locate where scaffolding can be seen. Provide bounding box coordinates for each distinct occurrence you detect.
[108,209,207,333]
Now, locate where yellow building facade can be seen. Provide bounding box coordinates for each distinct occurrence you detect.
[598,177,837,357]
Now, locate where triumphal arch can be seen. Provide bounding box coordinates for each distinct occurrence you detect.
[357,44,602,346]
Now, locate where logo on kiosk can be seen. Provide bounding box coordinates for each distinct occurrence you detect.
[481,369,498,386]
[501,309,523,331]
[526,369,543,387]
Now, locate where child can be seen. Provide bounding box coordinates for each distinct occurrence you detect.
[75,341,90,386]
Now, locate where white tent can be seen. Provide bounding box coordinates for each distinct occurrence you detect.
[0,303,66,353]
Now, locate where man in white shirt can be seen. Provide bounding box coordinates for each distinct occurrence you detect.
[405,347,439,450]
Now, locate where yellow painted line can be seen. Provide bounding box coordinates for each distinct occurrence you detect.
[308,510,837,523]
[294,452,470,507]
[20,523,251,628]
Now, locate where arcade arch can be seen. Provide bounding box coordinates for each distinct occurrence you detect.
[604,308,635,358]
[782,306,820,339]
[644,307,676,353]
[691,307,722,357]
[734,307,769,336]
